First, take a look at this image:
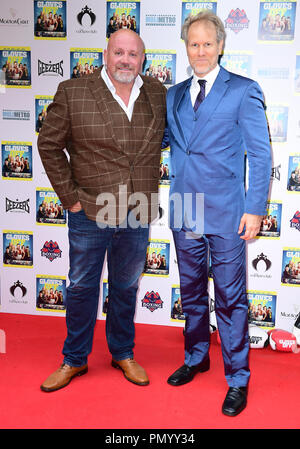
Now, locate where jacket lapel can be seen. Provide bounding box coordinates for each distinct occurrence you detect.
[173,77,192,146]
[87,67,125,154]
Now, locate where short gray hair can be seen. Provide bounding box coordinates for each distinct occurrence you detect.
[181,11,226,45]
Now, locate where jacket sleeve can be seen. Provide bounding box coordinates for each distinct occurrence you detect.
[238,81,272,216]
[37,82,79,209]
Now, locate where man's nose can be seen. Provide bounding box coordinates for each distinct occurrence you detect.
[120,52,130,64]
[197,45,206,56]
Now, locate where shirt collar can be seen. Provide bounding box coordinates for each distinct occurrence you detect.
[192,64,220,88]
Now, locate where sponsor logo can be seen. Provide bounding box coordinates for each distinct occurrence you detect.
[280,311,299,321]
[279,339,295,349]
[252,253,272,272]
[249,336,263,345]
[271,164,281,181]
[145,14,176,27]
[224,8,249,34]
[141,291,163,312]
[38,59,63,76]
[6,197,30,213]
[3,109,30,120]
[0,8,29,26]
[41,240,62,261]
[290,211,300,232]
[77,5,96,26]
[10,280,27,297]
[76,5,97,33]
[257,67,289,79]
[251,253,272,279]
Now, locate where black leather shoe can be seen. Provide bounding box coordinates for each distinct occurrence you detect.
[167,359,210,386]
[222,387,247,417]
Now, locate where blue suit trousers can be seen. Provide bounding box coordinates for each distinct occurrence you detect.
[172,229,250,388]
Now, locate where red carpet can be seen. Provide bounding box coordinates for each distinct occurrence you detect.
[0,312,299,430]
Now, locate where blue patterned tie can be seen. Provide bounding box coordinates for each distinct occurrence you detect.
[193,79,206,112]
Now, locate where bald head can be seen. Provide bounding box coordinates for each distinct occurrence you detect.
[107,29,145,54]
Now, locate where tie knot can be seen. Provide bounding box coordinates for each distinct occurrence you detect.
[198,79,206,87]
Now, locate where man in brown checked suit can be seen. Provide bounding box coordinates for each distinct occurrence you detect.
[38,29,166,392]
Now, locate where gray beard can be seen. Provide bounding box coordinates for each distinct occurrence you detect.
[112,70,135,84]
[191,61,217,77]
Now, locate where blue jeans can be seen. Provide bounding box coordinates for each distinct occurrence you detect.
[62,209,149,367]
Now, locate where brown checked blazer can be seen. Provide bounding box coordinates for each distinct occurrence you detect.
[37,66,167,225]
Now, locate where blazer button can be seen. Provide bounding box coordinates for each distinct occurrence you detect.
[186,150,190,155]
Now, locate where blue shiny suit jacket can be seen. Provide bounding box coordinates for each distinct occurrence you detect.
[166,66,271,234]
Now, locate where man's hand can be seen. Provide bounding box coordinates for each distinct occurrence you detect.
[238,213,263,241]
[68,201,82,213]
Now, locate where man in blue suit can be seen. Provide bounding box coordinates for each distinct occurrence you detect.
[166,11,271,416]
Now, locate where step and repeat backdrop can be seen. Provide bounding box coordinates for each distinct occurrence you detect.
[0,0,299,335]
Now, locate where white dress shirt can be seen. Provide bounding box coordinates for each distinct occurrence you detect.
[190,64,220,107]
[101,65,143,121]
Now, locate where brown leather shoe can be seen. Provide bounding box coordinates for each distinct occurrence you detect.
[111,358,149,386]
[40,363,88,392]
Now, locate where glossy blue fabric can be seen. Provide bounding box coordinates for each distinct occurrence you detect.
[166,66,271,234]
[166,66,271,387]
[173,230,249,387]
